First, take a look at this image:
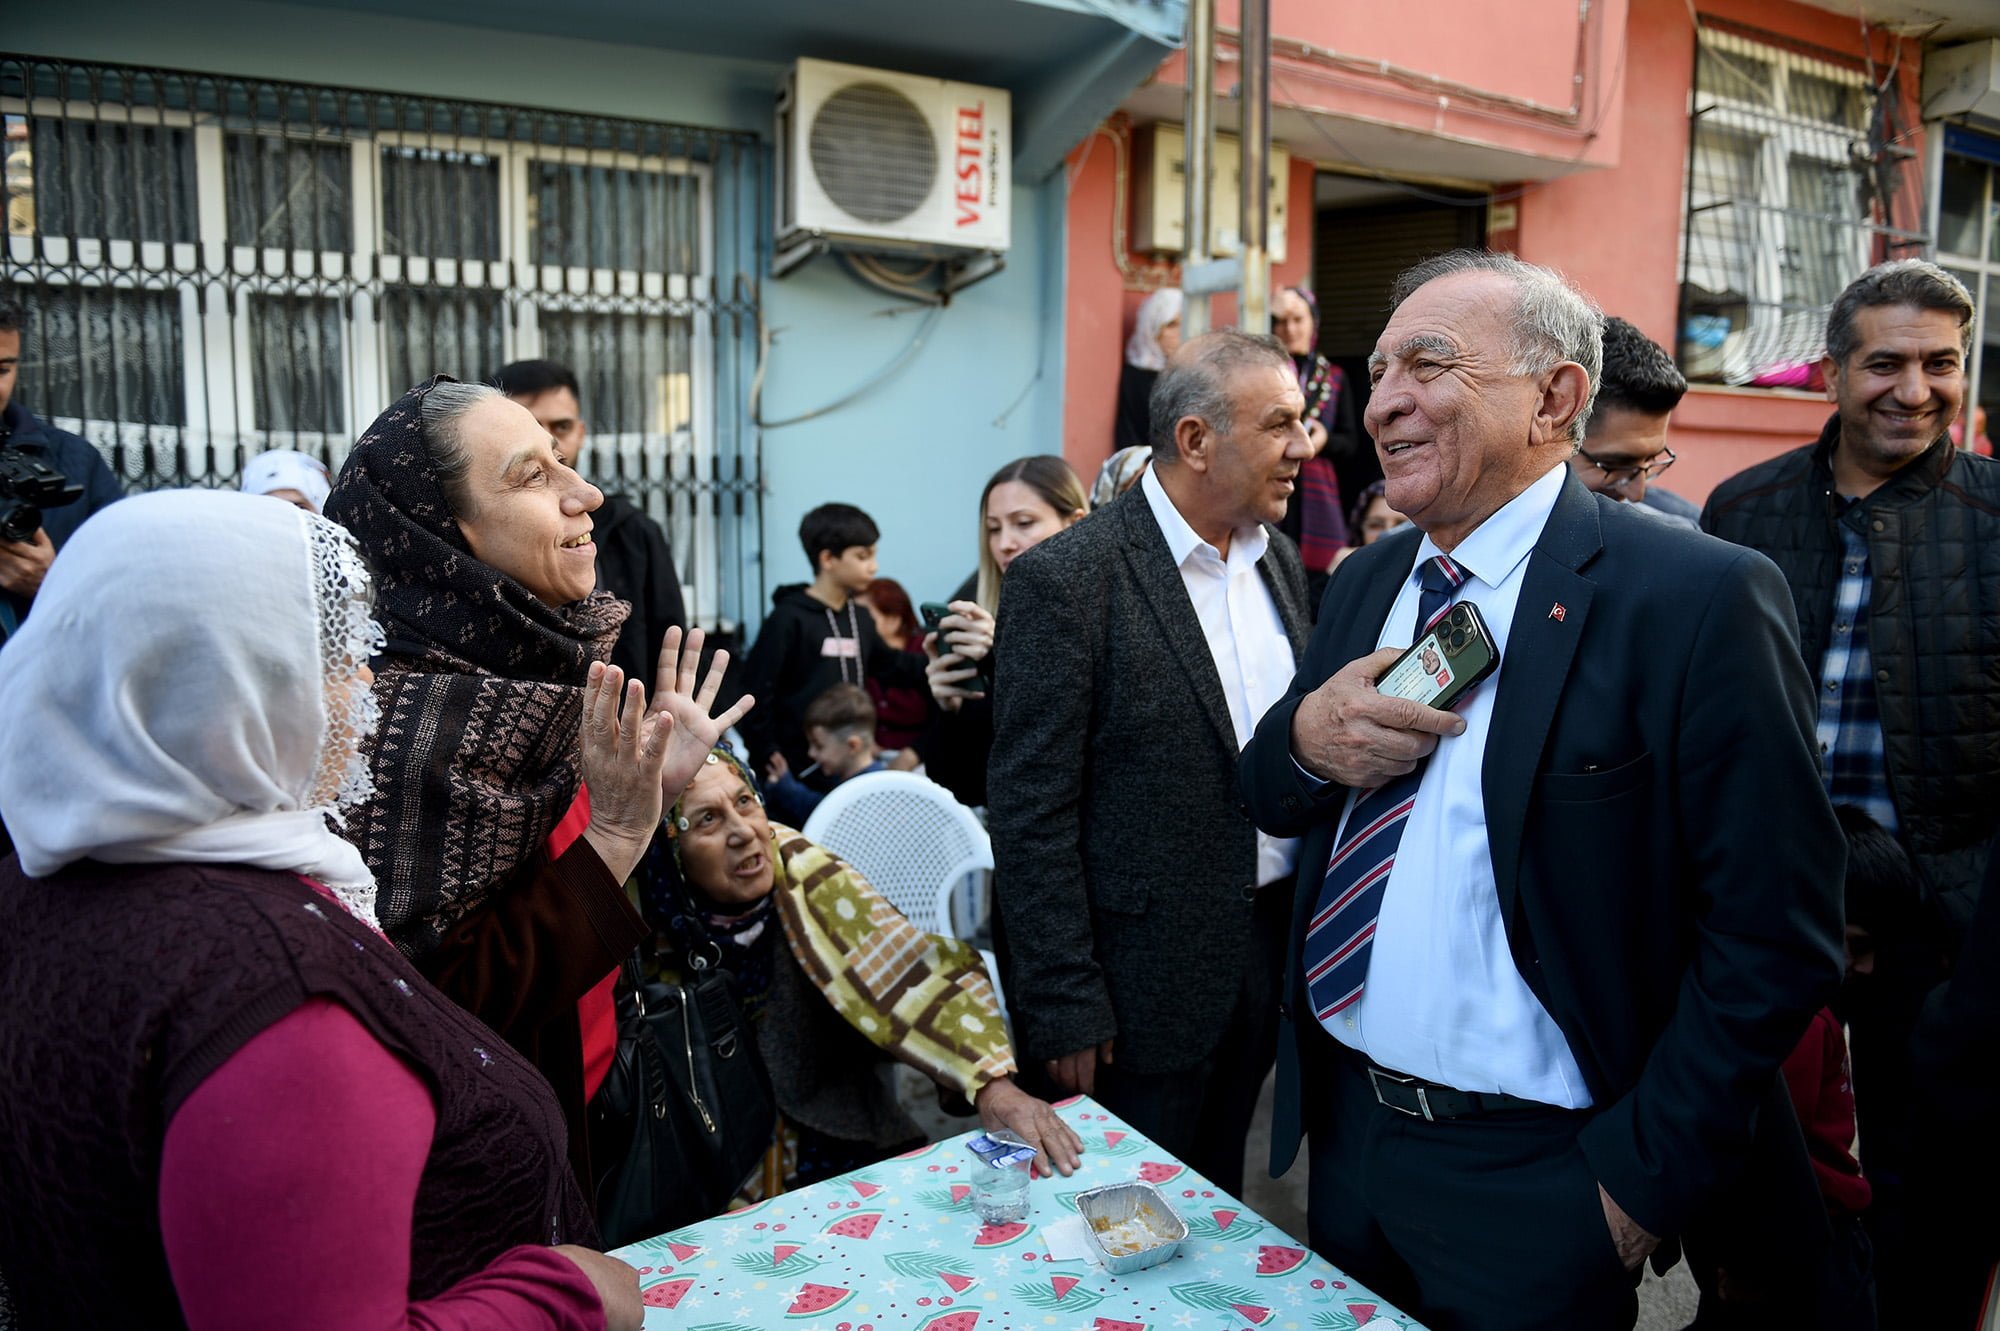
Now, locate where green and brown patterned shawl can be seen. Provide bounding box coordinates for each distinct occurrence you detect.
[767,826,1016,1098]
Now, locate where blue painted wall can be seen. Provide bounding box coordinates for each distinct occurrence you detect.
[10,0,1072,624]
[754,177,1069,609]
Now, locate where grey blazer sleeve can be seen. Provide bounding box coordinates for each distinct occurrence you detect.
[986,547,1118,1063]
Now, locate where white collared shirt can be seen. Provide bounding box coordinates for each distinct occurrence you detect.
[1140,466,1301,887]
[1324,461,1593,1109]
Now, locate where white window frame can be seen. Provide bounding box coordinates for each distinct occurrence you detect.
[1932,133,2000,408]
[1681,28,1874,382]
[7,100,717,524]
[519,138,718,624]
[4,96,206,455]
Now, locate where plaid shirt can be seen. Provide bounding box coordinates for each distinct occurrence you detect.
[1814,508,1899,833]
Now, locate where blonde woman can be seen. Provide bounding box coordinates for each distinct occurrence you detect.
[925,455,1087,806]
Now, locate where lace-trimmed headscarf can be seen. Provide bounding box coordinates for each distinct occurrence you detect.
[0,490,386,926]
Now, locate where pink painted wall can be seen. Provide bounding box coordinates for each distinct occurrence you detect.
[1510,0,1920,502]
[1256,0,1593,112]
[1061,123,1134,479]
[1060,126,1316,479]
[1212,0,1631,172]
[1512,0,1694,346]
[1061,0,1927,504]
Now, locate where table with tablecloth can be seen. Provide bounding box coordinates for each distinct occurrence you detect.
[612,1094,1426,1330]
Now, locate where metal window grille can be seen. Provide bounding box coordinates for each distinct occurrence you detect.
[1937,134,2000,432]
[1677,19,1928,385]
[1,54,767,632]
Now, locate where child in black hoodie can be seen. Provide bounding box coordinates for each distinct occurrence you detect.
[740,503,928,782]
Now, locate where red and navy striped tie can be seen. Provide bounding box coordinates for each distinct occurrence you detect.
[1305,553,1465,1031]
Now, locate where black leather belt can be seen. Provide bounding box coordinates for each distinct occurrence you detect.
[1360,1061,1547,1122]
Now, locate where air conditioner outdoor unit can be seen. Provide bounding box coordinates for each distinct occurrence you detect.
[1923,39,2000,123]
[776,58,1011,277]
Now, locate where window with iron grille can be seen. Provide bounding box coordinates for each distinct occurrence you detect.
[1937,129,2000,447]
[1677,21,1928,386]
[1,55,765,631]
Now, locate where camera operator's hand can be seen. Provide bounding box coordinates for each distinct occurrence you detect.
[0,527,55,598]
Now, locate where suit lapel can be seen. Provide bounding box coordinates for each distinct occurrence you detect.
[1482,474,1603,925]
[1119,491,1239,755]
[1345,528,1421,659]
[1256,537,1310,660]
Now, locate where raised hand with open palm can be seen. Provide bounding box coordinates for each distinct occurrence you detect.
[650,625,756,801]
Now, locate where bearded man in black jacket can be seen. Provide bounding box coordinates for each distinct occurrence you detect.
[494,359,687,689]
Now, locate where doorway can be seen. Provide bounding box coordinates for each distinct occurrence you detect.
[1310,172,1487,511]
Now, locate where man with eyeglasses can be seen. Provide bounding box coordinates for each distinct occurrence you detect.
[1565,317,1698,528]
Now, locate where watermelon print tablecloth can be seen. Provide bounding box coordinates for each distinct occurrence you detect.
[611,1094,1426,1331]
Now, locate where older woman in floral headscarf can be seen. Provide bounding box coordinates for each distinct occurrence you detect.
[643,748,1082,1196]
[0,491,643,1329]
[325,375,749,1189]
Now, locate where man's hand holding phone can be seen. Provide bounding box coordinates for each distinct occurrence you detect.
[1292,600,1497,787]
[1291,647,1469,788]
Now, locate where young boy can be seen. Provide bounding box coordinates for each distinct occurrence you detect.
[763,684,887,826]
[740,503,926,784]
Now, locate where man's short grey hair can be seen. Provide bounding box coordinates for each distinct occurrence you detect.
[1389,250,1604,444]
[1825,260,1974,365]
[1147,329,1295,463]
[419,379,502,515]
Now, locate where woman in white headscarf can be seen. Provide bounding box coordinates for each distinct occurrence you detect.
[0,490,645,1330]
[1114,286,1183,451]
[240,446,333,512]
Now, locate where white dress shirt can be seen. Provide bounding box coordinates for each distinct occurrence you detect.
[1325,462,1593,1108]
[1140,467,1300,887]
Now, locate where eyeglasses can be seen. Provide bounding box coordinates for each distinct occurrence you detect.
[1576,445,1676,487]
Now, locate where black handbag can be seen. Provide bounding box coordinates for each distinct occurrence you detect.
[589,941,776,1248]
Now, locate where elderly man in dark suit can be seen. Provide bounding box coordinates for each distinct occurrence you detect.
[1240,251,1846,1330]
[988,329,1313,1195]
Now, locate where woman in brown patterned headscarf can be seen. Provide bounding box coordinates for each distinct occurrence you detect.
[326,375,750,1186]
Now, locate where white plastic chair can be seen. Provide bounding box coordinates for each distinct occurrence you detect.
[800,771,1006,1014]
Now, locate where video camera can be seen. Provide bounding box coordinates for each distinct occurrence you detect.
[0,447,83,543]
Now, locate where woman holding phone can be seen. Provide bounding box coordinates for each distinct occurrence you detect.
[924,455,1088,807]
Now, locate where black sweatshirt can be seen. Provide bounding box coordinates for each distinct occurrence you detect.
[594,492,686,690]
[739,584,927,775]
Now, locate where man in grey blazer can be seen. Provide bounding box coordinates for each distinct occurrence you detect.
[987,330,1314,1193]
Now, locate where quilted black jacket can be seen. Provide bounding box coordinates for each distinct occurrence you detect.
[1702,413,2000,937]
